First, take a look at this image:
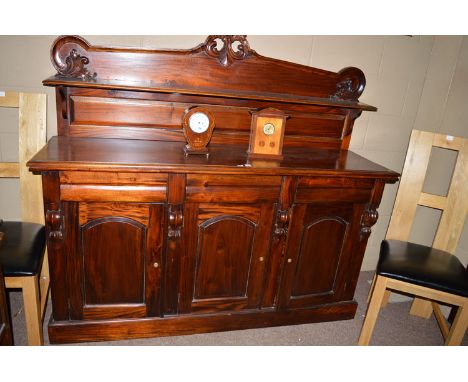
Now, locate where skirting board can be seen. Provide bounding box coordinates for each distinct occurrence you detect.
[48,301,357,344]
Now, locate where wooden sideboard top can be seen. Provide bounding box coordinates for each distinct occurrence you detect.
[43,35,376,111]
[28,136,398,181]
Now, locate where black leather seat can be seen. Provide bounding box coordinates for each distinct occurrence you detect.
[377,240,468,298]
[0,221,46,277]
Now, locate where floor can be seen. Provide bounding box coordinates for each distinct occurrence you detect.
[6,271,468,345]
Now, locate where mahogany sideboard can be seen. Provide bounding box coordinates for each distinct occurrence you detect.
[28,35,399,344]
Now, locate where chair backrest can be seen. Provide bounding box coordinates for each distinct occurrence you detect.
[0,91,46,224]
[386,129,468,255]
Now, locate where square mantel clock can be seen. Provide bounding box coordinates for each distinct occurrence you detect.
[247,107,289,159]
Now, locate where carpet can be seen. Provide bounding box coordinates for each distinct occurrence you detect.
[6,271,467,345]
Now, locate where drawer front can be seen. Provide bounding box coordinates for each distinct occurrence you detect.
[186,174,282,203]
[295,176,374,203]
[60,171,168,185]
[60,171,168,202]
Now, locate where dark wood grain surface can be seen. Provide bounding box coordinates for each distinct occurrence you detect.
[44,77,377,111]
[45,35,373,109]
[30,35,399,343]
[28,136,398,180]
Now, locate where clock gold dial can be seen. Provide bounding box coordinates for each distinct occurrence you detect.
[263,123,276,136]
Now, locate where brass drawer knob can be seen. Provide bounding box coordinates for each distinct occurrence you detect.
[259,257,264,262]
[287,258,292,263]
[153,262,159,268]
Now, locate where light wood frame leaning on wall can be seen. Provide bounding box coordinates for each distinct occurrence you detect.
[0,91,48,345]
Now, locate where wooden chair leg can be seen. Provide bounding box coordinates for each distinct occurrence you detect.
[410,297,433,318]
[368,275,391,306]
[432,302,450,339]
[445,301,468,346]
[381,290,391,307]
[358,275,388,345]
[368,275,391,307]
[22,275,43,346]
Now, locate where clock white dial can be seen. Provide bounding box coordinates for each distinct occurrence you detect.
[189,112,210,133]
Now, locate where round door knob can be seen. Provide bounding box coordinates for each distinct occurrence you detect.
[287,258,292,263]
[153,262,159,268]
[259,257,264,262]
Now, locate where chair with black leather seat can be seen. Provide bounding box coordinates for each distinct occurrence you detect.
[0,91,48,345]
[358,130,468,345]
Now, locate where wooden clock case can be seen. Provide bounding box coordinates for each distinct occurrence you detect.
[247,107,289,159]
[182,106,215,155]
[27,35,398,344]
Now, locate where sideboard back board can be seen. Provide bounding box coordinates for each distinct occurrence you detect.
[28,35,399,343]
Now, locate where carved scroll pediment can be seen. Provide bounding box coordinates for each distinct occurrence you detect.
[332,67,366,101]
[46,35,373,107]
[51,35,96,80]
[58,49,96,80]
[204,35,253,67]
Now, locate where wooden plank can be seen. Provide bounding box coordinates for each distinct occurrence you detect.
[432,133,464,151]
[418,192,447,210]
[18,93,47,224]
[0,162,20,177]
[83,304,147,320]
[432,138,468,253]
[386,130,434,241]
[386,278,466,307]
[5,277,24,288]
[0,91,19,108]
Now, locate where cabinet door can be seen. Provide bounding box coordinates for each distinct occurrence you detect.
[65,202,164,320]
[278,203,364,309]
[177,203,275,314]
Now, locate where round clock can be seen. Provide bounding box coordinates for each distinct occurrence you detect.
[182,106,215,155]
[189,112,210,133]
[263,122,276,136]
